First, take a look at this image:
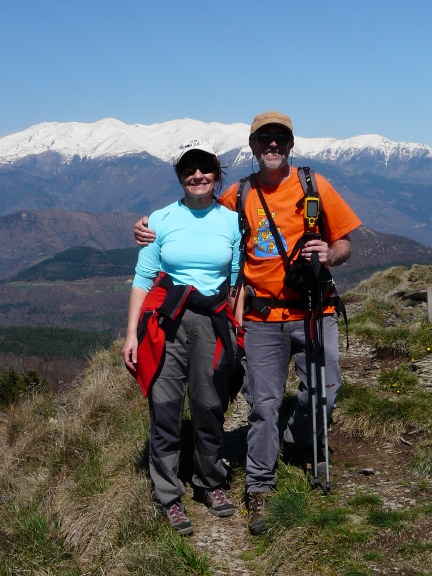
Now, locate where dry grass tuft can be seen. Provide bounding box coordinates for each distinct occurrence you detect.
[0,342,205,575]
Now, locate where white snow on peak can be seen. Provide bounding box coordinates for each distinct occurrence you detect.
[0,118,249,164]
[0,118,430,165]
[293,134,432,164]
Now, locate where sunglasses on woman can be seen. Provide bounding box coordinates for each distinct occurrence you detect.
[182,165,215,177]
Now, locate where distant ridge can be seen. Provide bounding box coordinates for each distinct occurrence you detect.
[1,208,432,287]
[0,209,141,280]
[332,226,432,292]
[9,246,137,282]
[5,227,432,292]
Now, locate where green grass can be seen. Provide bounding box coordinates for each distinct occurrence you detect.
[336,382,432,438]
[347,492,383,508]
[408,446,432,477]
[0,341,213,576]
[256,479,429,576]
[0,503,80,575]
[165,532,213,575]
[310,507,349,527]
[347,265,432,362]
[378,363,418,395]
[120,518,213,576]
[363,550,383,561]
[256,472,374,575]
[267,466,311,530]
[366,509,406,530]
[70,434,108,496]
[408,323,432,360]
[397,539,432,558]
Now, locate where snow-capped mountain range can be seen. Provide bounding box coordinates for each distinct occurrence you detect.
[1,117,432,252]
[1,117,431,167]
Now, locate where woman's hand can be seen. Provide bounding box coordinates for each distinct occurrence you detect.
[122,287,149,372]
[122,333,138,371]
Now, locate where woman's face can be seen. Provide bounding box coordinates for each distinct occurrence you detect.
[181,166,216,200]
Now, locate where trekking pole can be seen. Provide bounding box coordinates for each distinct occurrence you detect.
[317,305,332,493]
[314,257,332,493]
[307,287,320,489]
[308,250,333,492]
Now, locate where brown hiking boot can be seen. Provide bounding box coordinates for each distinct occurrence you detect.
[304,442,331,476]
[281,440,329,475]
[247,492,271,535]
[203,488,235,517]
[162,501,193,536]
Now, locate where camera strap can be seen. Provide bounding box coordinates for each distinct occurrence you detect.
[232,173,291,300]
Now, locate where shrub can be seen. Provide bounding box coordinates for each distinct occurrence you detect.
[0,366,48,408]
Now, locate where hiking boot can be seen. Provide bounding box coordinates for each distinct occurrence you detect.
[203,488,235,517]
[162,501,193,535]
[305,459,327,475]
[247,492,271,535]
[281,440,330,475]
[304,442,331,476]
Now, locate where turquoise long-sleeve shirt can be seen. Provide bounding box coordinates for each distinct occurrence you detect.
[132,200,241,296]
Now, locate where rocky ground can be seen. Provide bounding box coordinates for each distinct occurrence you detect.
[177,330,432,576]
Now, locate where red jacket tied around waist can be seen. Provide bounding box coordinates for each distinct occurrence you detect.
[127,272,244,400]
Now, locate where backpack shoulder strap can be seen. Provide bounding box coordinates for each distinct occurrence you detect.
[231,175,253,299]
[297,166,319,200]
[297,166,327,241]
[236,175,252,219]
[236,174,254,247]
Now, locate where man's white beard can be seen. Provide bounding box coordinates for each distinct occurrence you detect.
[259,153,288,171]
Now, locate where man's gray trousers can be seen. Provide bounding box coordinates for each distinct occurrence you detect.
[242,313,341,493]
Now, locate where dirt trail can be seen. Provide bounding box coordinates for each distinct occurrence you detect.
[184,394,252,576]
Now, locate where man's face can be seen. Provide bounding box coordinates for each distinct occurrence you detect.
[250,124,293,171]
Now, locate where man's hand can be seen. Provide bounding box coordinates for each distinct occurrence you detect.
[301,238,329,265]
[230,284,245,325]
[301,234,351,266]
[134,216,156,246]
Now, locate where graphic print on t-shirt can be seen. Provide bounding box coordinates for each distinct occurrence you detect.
[252,208,288,258]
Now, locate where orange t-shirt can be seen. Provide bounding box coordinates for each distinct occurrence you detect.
[218,168,362,322]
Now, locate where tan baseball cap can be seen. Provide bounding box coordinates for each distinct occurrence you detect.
[250,111,293,136]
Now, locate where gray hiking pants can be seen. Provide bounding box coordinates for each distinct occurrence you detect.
[242,313,341,493]
[148,308,230,507]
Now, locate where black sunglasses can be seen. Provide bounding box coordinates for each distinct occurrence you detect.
[253,133,293,146]
[182,165,215,177]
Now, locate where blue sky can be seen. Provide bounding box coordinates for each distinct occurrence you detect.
[1,0,432,146]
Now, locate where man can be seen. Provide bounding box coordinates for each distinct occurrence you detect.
[134,111,361,535]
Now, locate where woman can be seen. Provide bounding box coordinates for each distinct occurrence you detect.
[122,141,241,536]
